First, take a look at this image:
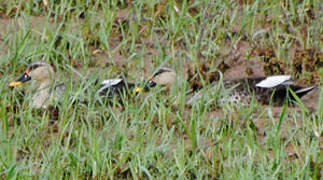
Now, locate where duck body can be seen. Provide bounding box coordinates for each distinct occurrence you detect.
[186,75,316,106]
[28,81,67,108]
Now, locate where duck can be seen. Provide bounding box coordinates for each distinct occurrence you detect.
[9,60,143,108]
[143,68,316,106]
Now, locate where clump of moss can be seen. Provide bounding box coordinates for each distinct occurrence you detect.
[263,57,287,75]
[257,47,287,75]
[292,48,322,84]
[293,49,321,72]
[187,60,229,92]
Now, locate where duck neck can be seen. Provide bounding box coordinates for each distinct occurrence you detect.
[31,79,53,108]
[39,78,53,89]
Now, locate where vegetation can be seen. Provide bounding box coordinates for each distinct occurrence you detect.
[0,0,322,179]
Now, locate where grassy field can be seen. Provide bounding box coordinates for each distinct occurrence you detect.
[0,0,322,179]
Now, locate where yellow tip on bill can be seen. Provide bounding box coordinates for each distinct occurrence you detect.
[9,81,22,87]
[134,87,142,93]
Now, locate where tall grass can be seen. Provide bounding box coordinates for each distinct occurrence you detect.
[0,0,321,178]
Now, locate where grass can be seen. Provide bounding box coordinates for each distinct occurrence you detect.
[0,0,322,179]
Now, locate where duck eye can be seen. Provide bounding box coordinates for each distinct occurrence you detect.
[24,71,31,78]
[148,80,156,87]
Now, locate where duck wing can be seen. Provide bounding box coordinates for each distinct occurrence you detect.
[98,78,135,98]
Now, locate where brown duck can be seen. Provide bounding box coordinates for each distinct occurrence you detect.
[144,68,316,106]
[9,60,142,108]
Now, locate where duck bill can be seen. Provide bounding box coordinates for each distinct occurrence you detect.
[144,80,156,91]
[9,73,31,87]
[134,81,156,93]
[134,87,143,93]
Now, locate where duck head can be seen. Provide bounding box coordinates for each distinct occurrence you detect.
[9,60,55,88]
[136,67,176,92]
[151,67,176,87]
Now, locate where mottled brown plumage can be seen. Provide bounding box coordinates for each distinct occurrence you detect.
[145,68,316,106]
[187,77,315,106]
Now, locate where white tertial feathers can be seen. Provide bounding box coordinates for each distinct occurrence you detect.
[98,78,123,94]
[101,79,123,86]
[256,75,292,88]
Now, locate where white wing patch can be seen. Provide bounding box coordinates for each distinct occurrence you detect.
[101,79,123,86]
[98,78,123,94]
[256,75,291,88]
